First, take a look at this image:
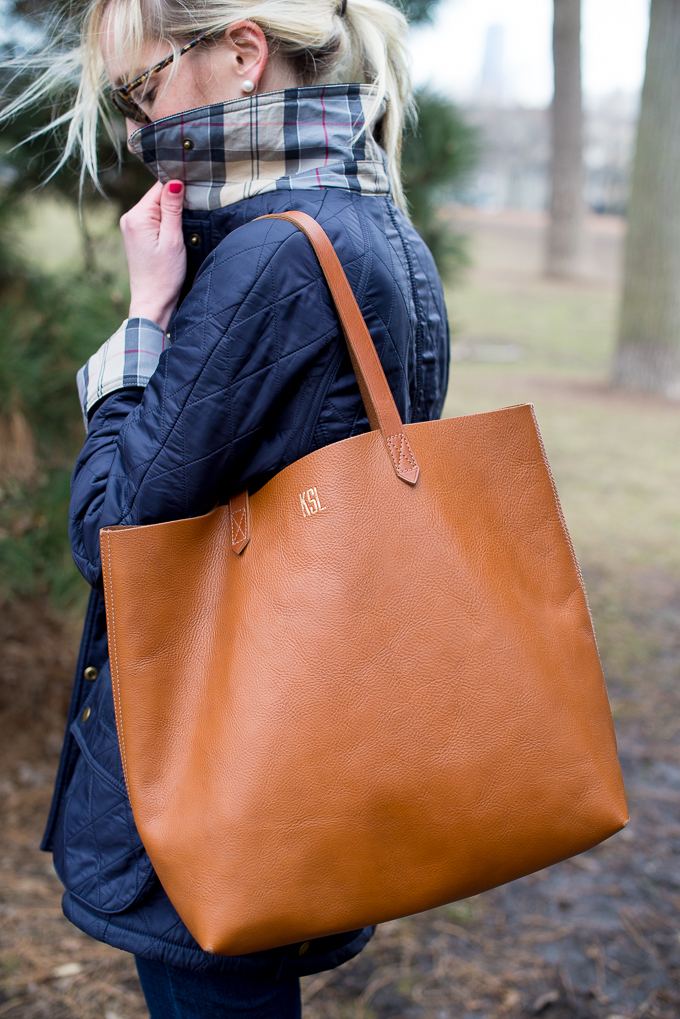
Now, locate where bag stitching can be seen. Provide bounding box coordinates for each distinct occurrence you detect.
[386,432,418,476]
[231,507,246,545]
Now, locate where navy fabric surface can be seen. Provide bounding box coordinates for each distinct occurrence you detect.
[135,956,301,1019]
[43,186,450,973]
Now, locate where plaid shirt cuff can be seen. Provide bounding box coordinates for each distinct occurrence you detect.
[76,318,168,427]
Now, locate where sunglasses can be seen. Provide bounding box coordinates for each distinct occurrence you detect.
[110,32,213,125]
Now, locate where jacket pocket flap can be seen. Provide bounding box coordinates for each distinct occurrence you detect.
[52,667,157,915]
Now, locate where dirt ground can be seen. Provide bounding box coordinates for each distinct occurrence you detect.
[2,209,680,1019]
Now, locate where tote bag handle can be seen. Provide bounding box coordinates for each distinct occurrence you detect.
[229,212,422,555]
[257,212,420,486]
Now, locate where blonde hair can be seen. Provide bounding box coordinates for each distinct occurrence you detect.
[1,0,412,211]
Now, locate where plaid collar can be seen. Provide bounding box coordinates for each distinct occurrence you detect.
[128,84,390,211]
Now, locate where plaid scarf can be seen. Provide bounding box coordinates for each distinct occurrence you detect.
[128,84,390,211]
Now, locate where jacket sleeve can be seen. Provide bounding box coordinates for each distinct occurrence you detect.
[69,217,342,590]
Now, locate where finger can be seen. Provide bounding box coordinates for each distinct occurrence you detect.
[159,180,185,243]
[132,180,164,214]
[120,180,163,235]
[142,179,164,203]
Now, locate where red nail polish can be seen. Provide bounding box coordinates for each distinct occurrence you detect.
[168,181,183,194]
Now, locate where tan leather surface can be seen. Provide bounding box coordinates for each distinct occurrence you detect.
[101,215,628,958]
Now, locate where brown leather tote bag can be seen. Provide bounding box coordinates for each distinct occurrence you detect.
[101,212,628,957]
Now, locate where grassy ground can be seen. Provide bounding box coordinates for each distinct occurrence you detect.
[1,207,679,1019]
[443,209,680,575]
[20,198,127,280]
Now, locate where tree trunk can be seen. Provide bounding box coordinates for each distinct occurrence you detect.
[545,0,584,278]
[612,0,680,398]
[0,410,37,484]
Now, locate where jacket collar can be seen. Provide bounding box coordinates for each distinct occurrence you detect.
[128,83,390,212]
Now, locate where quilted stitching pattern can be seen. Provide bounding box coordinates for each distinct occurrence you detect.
[69,191,448,590]
[52,662,156,915]
[61,187,449,970]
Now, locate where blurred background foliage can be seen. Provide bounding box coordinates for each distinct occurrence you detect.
[402,89,479,276]
[0,0,477,607]
[0,0,152,605]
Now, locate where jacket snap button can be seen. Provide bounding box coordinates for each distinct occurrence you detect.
[82,706,92,722]
[188,234,201,247]
[182,138,194,150]
[298,941,310,956]
[84,666,98,681]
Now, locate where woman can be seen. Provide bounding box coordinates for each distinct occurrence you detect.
[10,0,450,1015]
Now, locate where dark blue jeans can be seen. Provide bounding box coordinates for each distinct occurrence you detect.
[135,957,302,1019]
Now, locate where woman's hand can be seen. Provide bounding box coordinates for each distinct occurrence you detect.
[121,180,187,332]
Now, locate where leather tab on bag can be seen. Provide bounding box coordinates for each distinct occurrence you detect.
[386,432,420,485]
[229,491,250,554]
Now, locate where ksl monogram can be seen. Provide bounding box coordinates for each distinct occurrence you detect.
[299,487,327,517]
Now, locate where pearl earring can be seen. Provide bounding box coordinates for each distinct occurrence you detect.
[242,79,255,94]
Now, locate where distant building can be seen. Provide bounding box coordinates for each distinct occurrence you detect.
[461,105,550,211]
[478,25,506,108]
[454,94,638,215]
[584,92,639,215]
[448,30,638,215]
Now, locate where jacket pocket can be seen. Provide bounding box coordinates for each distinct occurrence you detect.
[52,661,157,914]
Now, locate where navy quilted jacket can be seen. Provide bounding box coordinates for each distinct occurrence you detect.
[42,88,450,975]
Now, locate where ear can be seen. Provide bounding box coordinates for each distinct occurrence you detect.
[224,20,269,90]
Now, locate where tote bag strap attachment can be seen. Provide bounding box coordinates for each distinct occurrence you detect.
[229,211,420,554]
